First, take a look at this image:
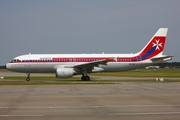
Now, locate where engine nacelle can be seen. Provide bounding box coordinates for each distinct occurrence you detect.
[56,68,74,78]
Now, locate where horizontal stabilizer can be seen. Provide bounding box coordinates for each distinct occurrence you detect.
[151,56,173,63]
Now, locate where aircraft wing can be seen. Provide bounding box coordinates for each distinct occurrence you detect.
[73,58,113,71]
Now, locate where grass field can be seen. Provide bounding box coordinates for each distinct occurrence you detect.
[92,68,180,78]
[0,68,180,85]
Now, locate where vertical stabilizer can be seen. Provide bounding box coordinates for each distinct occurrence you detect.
[137,28,168,60]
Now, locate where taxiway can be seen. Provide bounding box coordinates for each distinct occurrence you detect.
[0,83,180,120]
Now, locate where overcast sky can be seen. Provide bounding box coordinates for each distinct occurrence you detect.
[0,0,180,65]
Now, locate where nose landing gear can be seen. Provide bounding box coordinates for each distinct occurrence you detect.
[26,73,30,81]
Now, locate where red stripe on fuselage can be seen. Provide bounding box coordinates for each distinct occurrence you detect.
[10,56,142,64]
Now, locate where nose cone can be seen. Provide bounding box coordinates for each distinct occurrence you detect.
[6,63,12,70]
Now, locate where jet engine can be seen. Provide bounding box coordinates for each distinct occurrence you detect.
[56,68,74,78]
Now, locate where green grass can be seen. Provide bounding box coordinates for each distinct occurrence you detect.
[0,78,121,85]
[1,68,180,85]
[4,76,73,81]
[92,69,180,78]
[1,76,118,85]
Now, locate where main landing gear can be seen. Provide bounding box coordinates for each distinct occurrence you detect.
[81,75,90,81]
[81,71,90,81]
[26,73,30,81]
[25,73,90,81]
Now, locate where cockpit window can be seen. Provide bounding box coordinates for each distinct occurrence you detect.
[11,59,21,63]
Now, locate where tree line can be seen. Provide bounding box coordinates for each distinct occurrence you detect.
[157,62,180,68]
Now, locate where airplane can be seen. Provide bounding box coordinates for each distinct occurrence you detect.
[6,28,172,81]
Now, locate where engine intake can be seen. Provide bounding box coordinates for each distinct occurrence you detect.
[56,68,74,78]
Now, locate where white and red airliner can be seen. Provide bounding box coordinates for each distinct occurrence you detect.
[6,28,172,81]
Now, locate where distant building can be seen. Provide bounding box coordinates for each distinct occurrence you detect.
[145,66,160,69]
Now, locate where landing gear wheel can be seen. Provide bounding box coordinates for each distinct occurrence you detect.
[81,75,90,81]
[85,76,90,81]
[81,76,84,80]
[26,78,30,81]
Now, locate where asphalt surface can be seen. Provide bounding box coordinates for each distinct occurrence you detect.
[0,72,180,120]
[0,72,180,81]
